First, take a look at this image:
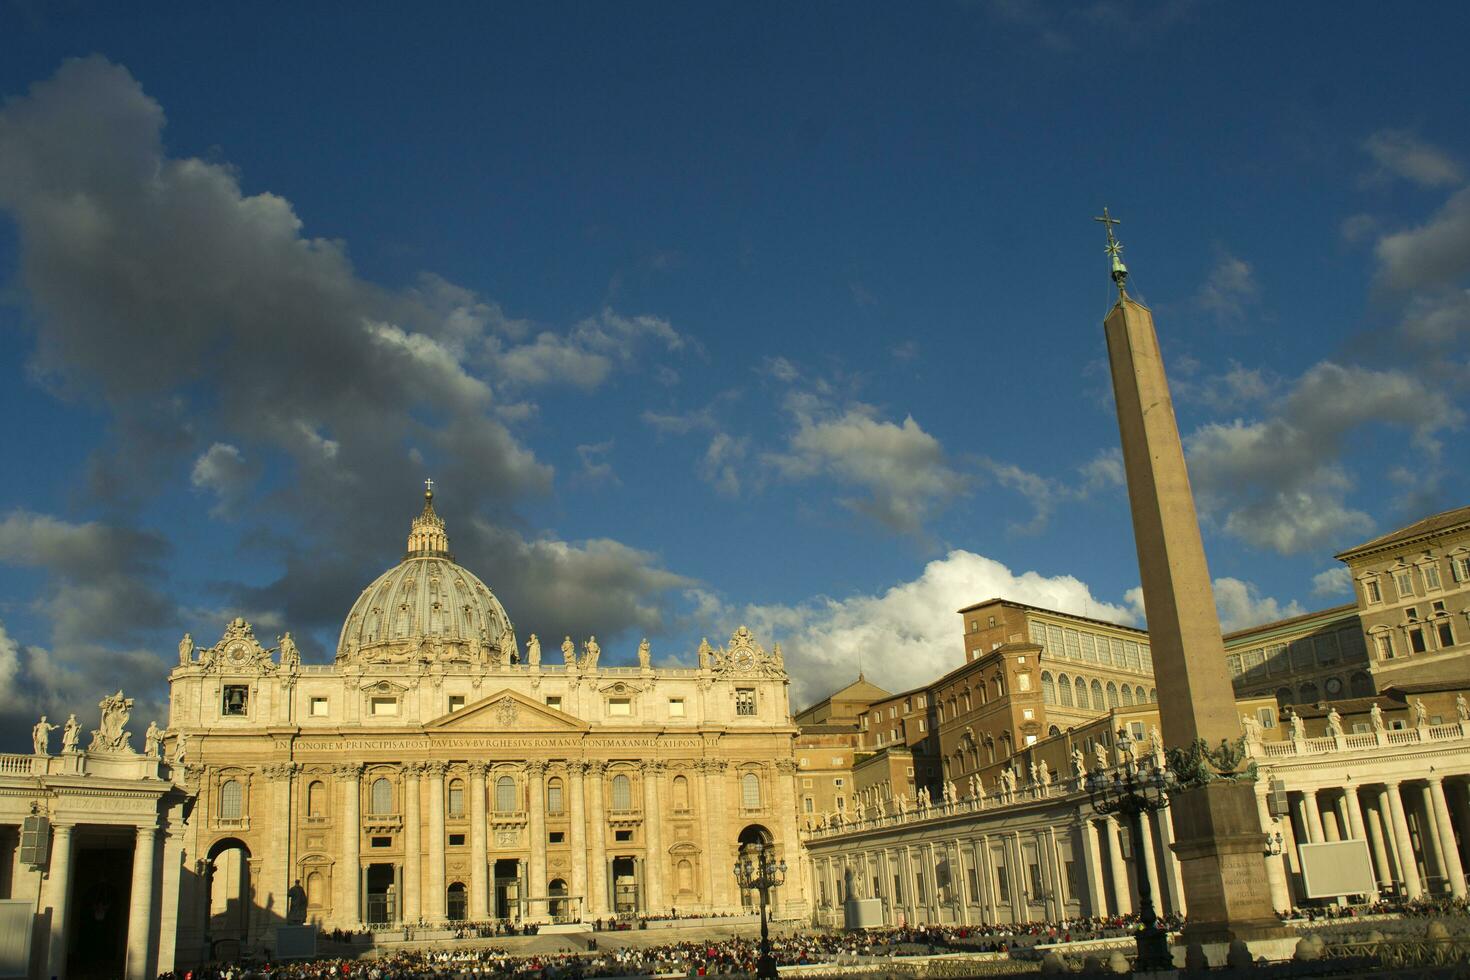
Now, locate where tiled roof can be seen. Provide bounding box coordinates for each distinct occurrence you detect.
[1336,504,1470,560]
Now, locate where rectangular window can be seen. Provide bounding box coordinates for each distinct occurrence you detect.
[1437,621,1455,648]
[1424,563,1443,590]
[608,697,632,716]
[546,695,562,710]
[668,698,686,717]
[309,697,329,717]
[1080,633,1099,663]
[893,874,903,903]
[1407,606,1420,620]
[1022,708,1034,720]
[448,695,466,712]
[449,833,465,846]
[915,871,926,903]
[222,685,249,716]
[1017,673,1032,692]
[1453,557,1470,583]
[1256,707,1277,729]
[371,836,392,848]
[1365,579,1382,603]
[448,783,464,816]
[547,782,563,814]
[1375,634,1394,660]
[614,829,632,842]
[549,831,565,844]
[994,861,1009,902]
[803,797,814,813]
[967,867,979,903]
[918,719,926,732]
[1226,654,1243,677]
[1029,863,1044,897]
[735,689,756,716]
[1409,627,1427,654]
[370,696,398,716]
[1314,634,1340,664]
[1063,628,1082,660]
[1396,570,1415,598]
[836,796,845,811]
[802,777,813,788]
[830,756,844,766]
[834,777,845,788]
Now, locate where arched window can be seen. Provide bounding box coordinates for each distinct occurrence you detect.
[611,774,633,811]
[1058,673,1074,707]
[1276,686,1294,706]
[999,731,1012,757]
[976,683,987,705]
[942,757,952,780]
[1041,672,1056,705]
[1148,687,1157,703]
[370,777,393,815]
[448,778,465,818]
[547,777,564,815]
[672,774,690,811]
[1350,671,1373,698]
[1298,682,1319,704]
[1075,677,1089,709]
[220,779,243,820]
[742,772,762,809]
[1091,680,1104,708]
[306,871,323,907]
[994,675,1006,698]
[1106,682,1119,708]
[1048,725,1061,737]
[307,780,325,817]
[496,775,516,812]
[985,738,996,763]
[1121,684,1134,706]
[962,690,971,712]
[1135,685,1147,704]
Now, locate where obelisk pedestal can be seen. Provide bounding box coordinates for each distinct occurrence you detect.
[1104,296,1284,944]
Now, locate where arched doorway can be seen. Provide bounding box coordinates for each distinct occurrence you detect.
[447,882,467,921]
[206,837,252,957]
[547,878,568,920]
[736,825,775,911]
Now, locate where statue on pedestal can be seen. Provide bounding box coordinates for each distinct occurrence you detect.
[638,637,652,669]
[1326,706,1344,738]
[526,633,541,667]
[89,691,135,753]
[1071,747,1086,780]
[144,721,163,758]
[32,716,57,756]
[1413,698,1429,728]
[1289,711,1305,741]
[62,714,80,753]
[287,879,308,924]
[178,632,194,665]
[1457,693,1468,722]
[561,636,576,667]
[582,636,601,670]
[1370,701,1385,732]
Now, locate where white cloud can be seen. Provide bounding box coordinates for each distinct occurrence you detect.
[0,621,23,713]
[1362,129,1464,189]
[1376,186,1470,290]
[1194,252,1260,322]
[981,447,1125,534]
[1311,566,1353,598]
[700,433,749,497]
[745,550,1136,708]
[575,440,617,485]
[492,309,684,390]
[1212,577,1303,632]
[190,442,257,515]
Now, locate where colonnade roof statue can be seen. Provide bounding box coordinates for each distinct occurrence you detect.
[335,480,519,666]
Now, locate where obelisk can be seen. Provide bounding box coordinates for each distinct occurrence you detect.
[1096,210,1282,945]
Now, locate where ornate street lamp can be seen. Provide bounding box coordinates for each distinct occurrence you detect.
[1085,728,1174,972]
[734,841,788,980]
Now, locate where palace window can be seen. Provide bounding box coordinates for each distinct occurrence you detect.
[1375,633,1394,660]
[547,777,564,815]
[449,834,465,846]
[1395,570,1415,598]
[611,774,633,811]
[448,778,465,818]
[307,780,326,818]
[673,775,690,811]
[1437,621,1455,648]
[448,695,466,713]
[1364,578,1383,603]
[735,688,756,716]
[370,777,393,815]
[608,698,632,717]
[1040,672,1055,704]
[309,697,329,717]
[222,685,249,716]
[370,696,398,717]
[220,779,243,820]
[1409,627,1427,654]
[668,698,686,717]
[496,775,516,812]
[545,696,562,710]
[742,772,762,809]
[1452,556,1470,583]
[549,831,565,843]
[1424,563,1443,590]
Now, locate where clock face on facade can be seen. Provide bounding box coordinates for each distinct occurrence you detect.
[734,649,755,671]
[228,646,247,665]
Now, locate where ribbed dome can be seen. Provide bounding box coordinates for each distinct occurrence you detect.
[336,488,518,665]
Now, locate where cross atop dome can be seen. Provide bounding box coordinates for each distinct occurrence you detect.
[406,480,451,558]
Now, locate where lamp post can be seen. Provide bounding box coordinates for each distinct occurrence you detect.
[1085,728,1174,972]
[734,841,788,980]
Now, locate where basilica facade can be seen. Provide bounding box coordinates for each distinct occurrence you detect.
[1,490,806,979]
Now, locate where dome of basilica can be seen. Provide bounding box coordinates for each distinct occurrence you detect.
[336,486,518,665]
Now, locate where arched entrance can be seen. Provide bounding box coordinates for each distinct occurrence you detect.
[205,837,252,958]
[736,825,774,911]
[547,878,568,920]
[446,882,467,921]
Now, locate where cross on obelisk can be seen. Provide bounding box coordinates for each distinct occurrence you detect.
[1095,213,1285,946]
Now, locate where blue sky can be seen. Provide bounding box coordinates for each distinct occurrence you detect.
[1,2,1468,734]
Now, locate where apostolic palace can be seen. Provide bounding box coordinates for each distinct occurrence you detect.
[2,489,1470,978]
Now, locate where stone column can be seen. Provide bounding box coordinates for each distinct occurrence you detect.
[975,837,995,923]
[1419,785,1447,887]
[125,824,158,980]
[702,760,729,910]
[1076,815,1106,917]
[1105,815,1132,915]
[1137,810,1162,915]
[266,763,297,917]
[527,760,547,918]
[1157,806,1187,917]
[337,765,362,924]
[1301,790,1325,843]
[567,762,588,919]
[1254,783,1291,913]
[641,761,665,914]
[427,762,447,920]
[1365,795,1394,890]
[1428,776,1467,899]
[470,764,489,919]
[585,762,609,916]
[44,823,75,980]
[1384,781,1423,899]
[403,764,423,923]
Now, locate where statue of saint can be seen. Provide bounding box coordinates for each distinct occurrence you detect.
[1370,701,1385,732]
[32,716,57,756]
[287,879,309,924]
[583,636,601,669]
[1326,706,1344,738]
[1071,747,1086,779]
[1289,711,1305,741]
[527,633,541,667]
[1038,761,1051,787]
[1414,698,1429,727]
[561,635,576,666]
[638,637,651,669]
[144,721,163,758]
[698,638,713,669]
[62,714,80,753]
[1240,713,1262,742]
[1093,741,1109,772]
[1457,693,1468,722]
[173,730,189,764]
[278,632,300,668]
[178,632,194,665]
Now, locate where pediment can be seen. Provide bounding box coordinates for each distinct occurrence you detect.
[424,689,589,733]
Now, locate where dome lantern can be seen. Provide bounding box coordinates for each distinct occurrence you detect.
[406,478,451,558]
